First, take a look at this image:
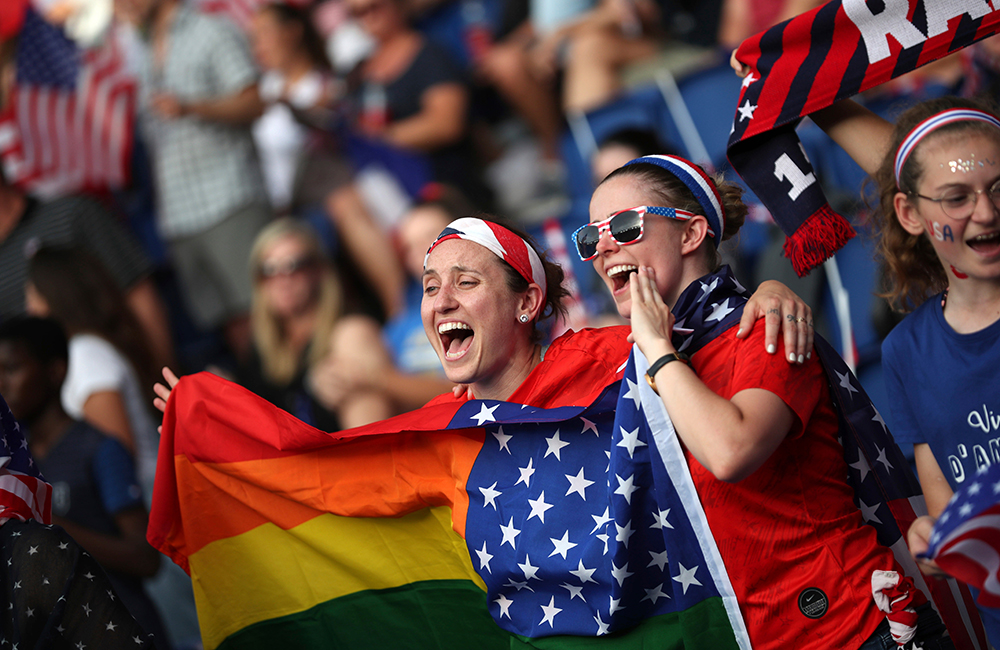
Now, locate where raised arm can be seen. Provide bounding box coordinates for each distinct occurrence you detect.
[809,98,893,176]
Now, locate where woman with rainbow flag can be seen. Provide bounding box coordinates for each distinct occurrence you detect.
[150,163,966,648]
[150,212,813,649]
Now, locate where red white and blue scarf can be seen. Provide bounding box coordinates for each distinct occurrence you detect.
[727,0,1000,276]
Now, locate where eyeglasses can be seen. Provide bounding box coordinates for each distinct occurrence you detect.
[571,206,695,261]
[257,256,318,280]
[909,179,1000,220]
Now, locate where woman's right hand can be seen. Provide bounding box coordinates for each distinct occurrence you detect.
[152,367,180,414]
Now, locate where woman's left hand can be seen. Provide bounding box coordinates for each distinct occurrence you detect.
[627,267,675,359]
[738,280,813,364]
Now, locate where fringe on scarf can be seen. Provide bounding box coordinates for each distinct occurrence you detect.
[781,203,855,277]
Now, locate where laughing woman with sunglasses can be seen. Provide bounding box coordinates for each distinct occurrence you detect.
[581,156,952,650]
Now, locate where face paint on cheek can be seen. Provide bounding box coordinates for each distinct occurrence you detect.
[925,219,951,242]
[951,265,969,279]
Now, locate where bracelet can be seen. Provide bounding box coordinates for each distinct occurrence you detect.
[645,352,689,395]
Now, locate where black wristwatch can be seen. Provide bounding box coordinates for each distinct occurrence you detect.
[645,352,690,395]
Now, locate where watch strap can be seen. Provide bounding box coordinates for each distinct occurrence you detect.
[644,352,690,395]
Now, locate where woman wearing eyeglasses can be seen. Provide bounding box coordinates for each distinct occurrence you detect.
[808,95,1000,647]
[239,218,393,431]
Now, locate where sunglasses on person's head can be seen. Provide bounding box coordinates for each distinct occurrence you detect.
[571,206,696,261]
[257,256,318,280]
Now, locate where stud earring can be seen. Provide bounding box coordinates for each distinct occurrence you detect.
[519,314,529,323]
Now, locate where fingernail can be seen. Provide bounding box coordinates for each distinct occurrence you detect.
[736,328,743,337]
[788,353,796,362]
[806,351,811,359]
[767,344,776,354]
[797,354,804,364]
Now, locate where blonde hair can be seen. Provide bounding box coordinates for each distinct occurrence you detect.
[249,218,342,384]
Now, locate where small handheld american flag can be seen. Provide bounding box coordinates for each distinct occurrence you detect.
[926,463,1000,609]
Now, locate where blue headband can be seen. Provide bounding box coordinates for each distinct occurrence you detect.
[624,155,725,248]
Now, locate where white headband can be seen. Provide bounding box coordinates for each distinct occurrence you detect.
[424,218,547,296]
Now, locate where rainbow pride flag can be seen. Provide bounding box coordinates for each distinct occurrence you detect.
[148,327,749,649]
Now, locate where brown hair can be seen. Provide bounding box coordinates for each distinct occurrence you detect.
[601,161,748,271]
[27,247,158,397]
[872,96,1000,311]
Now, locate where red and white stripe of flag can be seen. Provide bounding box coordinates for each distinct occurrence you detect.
[0,470,52,524]
[0,26,134,198]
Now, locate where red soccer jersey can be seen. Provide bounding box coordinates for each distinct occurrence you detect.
[685,324,897,650]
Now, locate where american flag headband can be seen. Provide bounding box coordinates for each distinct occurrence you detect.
[624,155,725,248]
[424,218,548,296]
[894,109,1000,188]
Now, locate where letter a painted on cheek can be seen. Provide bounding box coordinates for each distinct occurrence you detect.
[942,225,954,242]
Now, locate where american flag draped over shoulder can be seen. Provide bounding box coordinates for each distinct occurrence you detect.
[927,462,1000,610]
[463,348,747,644]
[727,0,1000,276]
[0,393,51,526]
[0,8,134,198]
[670,266,988,648]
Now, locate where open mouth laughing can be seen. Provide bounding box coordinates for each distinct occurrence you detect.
[607,264,639,293]
[968,230,1000,255]
[438,321,474,360]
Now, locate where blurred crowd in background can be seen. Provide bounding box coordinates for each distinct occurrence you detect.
[1,0,1000,646]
